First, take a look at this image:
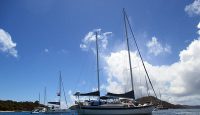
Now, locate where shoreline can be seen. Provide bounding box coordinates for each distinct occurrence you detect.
[0,111,30,112]
[0,111,15,112]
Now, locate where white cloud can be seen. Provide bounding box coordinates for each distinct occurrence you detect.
[68,90,76,106]
[146,36,171,56]
[185,0,200,16]
[102,22,200,105]
[44,48,49,53]
[0,28,18,57]
[80,29,112,51]
[197,22,200,35]
[198,22,200,29]
[104,37,200,104]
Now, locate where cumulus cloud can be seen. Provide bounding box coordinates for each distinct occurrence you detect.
[80,29,112,51]
[103,22,200,105]
[104,50,159,98]
[185,0,200,16]
[0,28,18,57]
[197,22,200,35]
[146,36,171,56]
[68,90,76,106]
[198,22,200,29]
[104,38,200,104]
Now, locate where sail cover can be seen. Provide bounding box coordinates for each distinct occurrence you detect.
[100,96,117,100]
[48,102,60,105]
[106,90,135,99]
[74,91,100,96]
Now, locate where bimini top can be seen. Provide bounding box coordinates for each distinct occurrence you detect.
[106,90,134,99]
[74,91,100,97]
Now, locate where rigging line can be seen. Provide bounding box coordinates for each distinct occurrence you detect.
[136,49,142,97]
[61,74,68,108]
[145,75,150,96]
[123,8,157,98]
[123,9,135,100]
[158,87,162,105]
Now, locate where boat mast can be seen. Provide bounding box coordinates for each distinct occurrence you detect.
[59,71,62,109]
[123,8,157,98]
[39,92,40,104]
[123,9,135,100]
[95,32,100,102]
[61,75,68,107]
[44,87,46,105]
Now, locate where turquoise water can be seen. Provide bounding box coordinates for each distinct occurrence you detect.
[153,109,200,115]
[0,109,200,115]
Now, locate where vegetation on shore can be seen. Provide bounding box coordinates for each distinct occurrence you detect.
[0,100,44,111]
[136,96,200,109]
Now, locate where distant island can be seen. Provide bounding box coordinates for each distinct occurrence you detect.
[0,100,45,111]
[136,96,200,109]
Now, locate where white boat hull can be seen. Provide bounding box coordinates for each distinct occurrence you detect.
[77,105,155,115]
[45,109,70,114]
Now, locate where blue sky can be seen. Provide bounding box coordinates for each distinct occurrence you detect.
[0,0,200,105]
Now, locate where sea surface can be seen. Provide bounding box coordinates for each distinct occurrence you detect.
[0,109,200,115]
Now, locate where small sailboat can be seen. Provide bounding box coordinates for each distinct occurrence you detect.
[45,71,70,114]
[31,107,47,114]
[31,89,47,114]
[71,9,157,115]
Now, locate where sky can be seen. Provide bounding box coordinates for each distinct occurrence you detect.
[0,0,200,106]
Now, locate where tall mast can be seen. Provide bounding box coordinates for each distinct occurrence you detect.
[59,71,62,109]
[123,8,157,98]
[123,9,135,100]
[95,32,100,102]
[44,87,46,105]
[39,92,40,104]
[61,75,68,107]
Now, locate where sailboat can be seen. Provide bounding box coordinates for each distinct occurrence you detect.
[31,88,47,114]
[45,71,70,114]
[71,9,157,115]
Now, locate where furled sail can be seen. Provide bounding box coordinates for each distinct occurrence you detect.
[48,102,60,105]
[100,96,117,100]
[74,91,100,96]
[106,90,135,99]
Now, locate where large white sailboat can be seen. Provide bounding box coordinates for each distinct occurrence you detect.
[71,9,157,115]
